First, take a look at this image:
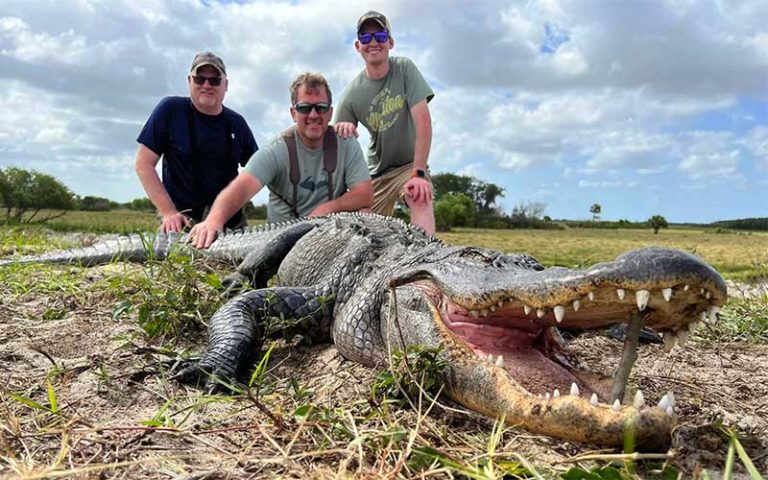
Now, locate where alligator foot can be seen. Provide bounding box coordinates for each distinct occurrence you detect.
[171,358,241,393]
[221,272,250,298]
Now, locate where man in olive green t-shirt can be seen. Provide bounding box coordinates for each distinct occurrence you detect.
[188,72,373,249]
[334,10,436,235]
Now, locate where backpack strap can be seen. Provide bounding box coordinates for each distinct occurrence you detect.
[275,126,339,218]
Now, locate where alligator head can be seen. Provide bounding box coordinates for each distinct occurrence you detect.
[380,245,726,449]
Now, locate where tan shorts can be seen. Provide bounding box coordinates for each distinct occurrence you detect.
[372,164,432,216]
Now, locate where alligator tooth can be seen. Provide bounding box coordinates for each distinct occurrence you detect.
[487,354,494,362]
[667,391,676,407]
[612,399,621,411]
[689,321,698,333]
[677,329,690,347]
[633,390,645,408]
[545,392,551,400]
[590,393,598,406]
[700,311,708,322]
[587,291,595,301]
[498,299,504,308]
[662,288,673,301]
[553,389,561,398]
[662,332,677,352]
[523,305,532,315]
[470,310,480,319]
[570,382,580,396]
[617,289,626,300]
[706,291,711,299]
[554,305,565,323]
[658,393,671,410]
[684,284,690,291]
[536,309,546,318]
[700,288,705,295]
[495,355,504,367]
[572,299,580,312]
[708,306,720,323]
[635,290,650,311]
[666,405,675,417]
[489,305,497,313]
[480,309,489,317]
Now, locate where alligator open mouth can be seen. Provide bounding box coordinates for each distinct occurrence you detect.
[389,247,726,449]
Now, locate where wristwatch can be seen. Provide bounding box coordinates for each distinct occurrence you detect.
[412,169,427,179]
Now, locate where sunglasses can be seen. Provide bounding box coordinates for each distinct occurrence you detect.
[357,31,389,45]
[293,102,331,114]
[191,75,223,87]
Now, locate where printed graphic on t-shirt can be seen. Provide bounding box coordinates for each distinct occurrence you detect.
[367,88,406,132]
[299,174,329,193]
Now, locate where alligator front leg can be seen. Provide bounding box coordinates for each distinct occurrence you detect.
[174,286,334,391]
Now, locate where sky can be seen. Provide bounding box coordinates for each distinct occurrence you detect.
[1,0,766,223]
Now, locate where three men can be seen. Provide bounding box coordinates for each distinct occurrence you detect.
[135,52,258,233]
[335,11,436,235]
[187,73,373,249]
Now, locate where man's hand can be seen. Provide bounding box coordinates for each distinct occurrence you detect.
[187,220,224,249]
[308,202,336,217]
[160,212,192,233]
[334,122,359,139]
[404,177,433,206]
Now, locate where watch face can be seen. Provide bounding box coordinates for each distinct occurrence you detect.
[415,169,426,178]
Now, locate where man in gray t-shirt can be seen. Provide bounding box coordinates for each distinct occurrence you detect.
[335,10,436,235]
[189,73,373,249]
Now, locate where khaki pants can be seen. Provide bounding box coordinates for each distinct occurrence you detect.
[372,164,432,215]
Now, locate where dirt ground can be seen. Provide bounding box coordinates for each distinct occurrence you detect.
[1,271,766,478]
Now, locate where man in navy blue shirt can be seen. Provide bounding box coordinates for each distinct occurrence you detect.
[135,51,258,232]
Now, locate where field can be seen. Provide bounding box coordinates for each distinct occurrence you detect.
[1,211,767,478]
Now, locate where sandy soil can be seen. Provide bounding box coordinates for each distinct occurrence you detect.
[1,270,766,478]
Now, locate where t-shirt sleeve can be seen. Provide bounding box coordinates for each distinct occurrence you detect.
[333,84,358,124]
[243,137,285,187]
[136,97,174,156]
[402,58,435,109]
[342,137,372,188]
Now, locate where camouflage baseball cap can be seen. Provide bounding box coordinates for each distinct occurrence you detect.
[189,51,226,76]
[356,10,391,33]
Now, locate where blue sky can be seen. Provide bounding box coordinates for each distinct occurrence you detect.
[0,0,766,223]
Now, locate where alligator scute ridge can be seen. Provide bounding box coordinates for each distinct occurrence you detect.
[0,213,727,449]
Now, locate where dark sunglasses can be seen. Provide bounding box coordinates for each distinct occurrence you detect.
[357,31,389,45]
[191,75,223,87]
[293,102,331,114]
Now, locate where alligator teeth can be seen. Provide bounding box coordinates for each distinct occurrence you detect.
[667,391,676,407]
[677,330,690,347]
[498,300,504,308]
[588,292,595,301]
[617,289,626,300]
[470,310,480,319]
[662,288,672,301]
[523,305,532,315]
[553,389,561,398]
[700,288,705,295]
[554,305,565,323]
[572,299,580,312]
[590,393,598,406]
[480,309,489,317]
[666,405,675,416]
[633,390,645,408]
[570,382,580,396]
[536,309,546,318]
[706,291,711,299]
[545,392,551,400]
[635,290,650,311]
[495,355,504,367]
[489,305,496,313]
[708,306,720,323]
[684,284,690,291]
[662,332,677,352]
[487,354,494,362]
[658,393,671,410]
[612,399,621,411]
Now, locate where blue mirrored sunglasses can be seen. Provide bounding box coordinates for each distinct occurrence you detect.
[357,31,389,45]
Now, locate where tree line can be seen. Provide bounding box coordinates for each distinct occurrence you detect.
[2,166,763,232]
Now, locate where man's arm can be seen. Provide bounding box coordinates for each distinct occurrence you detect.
[404,100,433,205]
[135,144,189,233]
[308,180,373,217]
[188,172,263,249]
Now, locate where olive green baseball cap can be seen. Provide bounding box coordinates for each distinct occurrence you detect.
[356,10,391,33]
[189,51,226,76]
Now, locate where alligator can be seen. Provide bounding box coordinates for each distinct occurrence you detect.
[0,213,727,449]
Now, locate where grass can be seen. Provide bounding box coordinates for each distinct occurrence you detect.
[1,212,766,478]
